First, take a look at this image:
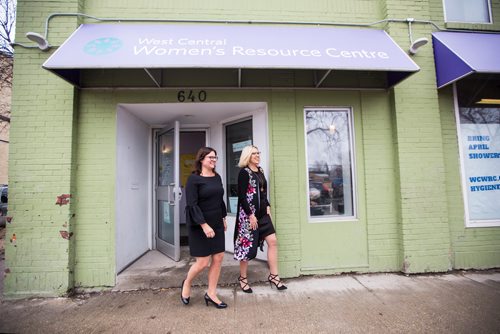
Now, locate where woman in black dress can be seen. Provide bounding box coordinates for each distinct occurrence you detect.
[233,145,287,292]
[181,147,228,309]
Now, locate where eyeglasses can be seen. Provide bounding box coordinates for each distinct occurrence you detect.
[206,156,218,161]
[251,152,261,156]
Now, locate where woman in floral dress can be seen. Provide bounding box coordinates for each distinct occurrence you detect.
[233,145,287,292]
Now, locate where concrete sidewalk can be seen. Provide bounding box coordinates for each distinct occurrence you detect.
[1,270,499,333]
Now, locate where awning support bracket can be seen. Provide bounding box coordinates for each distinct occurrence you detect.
[315,70,332,88]
[144,68,162,88]
[238,69,242,88]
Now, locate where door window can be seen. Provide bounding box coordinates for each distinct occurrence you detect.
[157,129,175,244]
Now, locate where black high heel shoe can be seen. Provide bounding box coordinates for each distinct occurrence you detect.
[180,280,190,305]
[238,275,253,293]
[204,293,227,309]
[268,274,287,290]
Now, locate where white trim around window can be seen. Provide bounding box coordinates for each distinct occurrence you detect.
[443,0,493,24]
[304,107,358,223]
[453,83,500,228]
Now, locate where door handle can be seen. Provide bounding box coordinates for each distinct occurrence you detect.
[171,188,176,205]
[170,186,182,206]
[167,183,175,205]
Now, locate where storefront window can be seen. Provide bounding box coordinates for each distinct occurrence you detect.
[305,108,355,220]
[443,0,491,24]
[456,79,500,226]
[225,119,253,214]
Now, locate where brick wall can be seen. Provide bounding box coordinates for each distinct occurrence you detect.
[0,56,12,185]
[7,0,500,296]
[4,0,81,298]
[385,0,452,273]
[83,0,383,23]
[72,92,116,288]
[269,91,302,277]
[361,91,401,271]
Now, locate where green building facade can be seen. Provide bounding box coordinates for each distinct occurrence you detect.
[4,0,500,298]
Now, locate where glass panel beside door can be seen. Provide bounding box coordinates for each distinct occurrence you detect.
[225,119,253,214]
[156,121,181,261]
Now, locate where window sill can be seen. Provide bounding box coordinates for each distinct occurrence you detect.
[308,216,359,224]
[444,22,496,31]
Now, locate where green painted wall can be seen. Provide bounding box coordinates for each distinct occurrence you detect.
[385,0,453,273]
[74,80,406,285]
[82,0,384,23]
[4,0,82,298]
[361,91,402,271]
[6,0,500,297]
[73,88,394,284]
[296,91,370,274]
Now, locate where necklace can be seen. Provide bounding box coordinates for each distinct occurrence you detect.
[255,170,265,193]
[248,165,264,192]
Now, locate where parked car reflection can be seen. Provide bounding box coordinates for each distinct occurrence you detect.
[309,179,333,216]
[0,185,7,227]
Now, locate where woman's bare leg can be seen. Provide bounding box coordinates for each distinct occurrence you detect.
[182,256,210,298]
[265,233,284,287]
[239,260,251,290]
[206,252,225,303]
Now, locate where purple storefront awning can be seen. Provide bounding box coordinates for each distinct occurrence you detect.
[43,24,419,88]
[432,31,500,89]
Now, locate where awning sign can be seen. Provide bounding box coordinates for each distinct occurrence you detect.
[43,23,419,87]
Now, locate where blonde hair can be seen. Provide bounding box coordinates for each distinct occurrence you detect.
[238,145,258,168]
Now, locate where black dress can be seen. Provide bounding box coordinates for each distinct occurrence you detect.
[185,173,227,257]
[251,168,276,241]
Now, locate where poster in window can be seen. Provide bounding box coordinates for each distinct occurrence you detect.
[459,108,500,222]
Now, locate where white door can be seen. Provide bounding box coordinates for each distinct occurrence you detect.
[115,108,151,273]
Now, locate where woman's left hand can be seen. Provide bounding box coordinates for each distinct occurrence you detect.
[223,217,227,232]
[267,206,272,218]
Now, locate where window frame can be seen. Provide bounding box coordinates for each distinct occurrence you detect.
[453,83,500,228]
[303,107,358,223]
[223,116,253,216]
[443,0,493,24]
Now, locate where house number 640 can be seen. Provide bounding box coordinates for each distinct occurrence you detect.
[177,90,207,102]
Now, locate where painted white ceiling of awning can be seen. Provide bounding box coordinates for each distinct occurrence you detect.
[119,102,266,126]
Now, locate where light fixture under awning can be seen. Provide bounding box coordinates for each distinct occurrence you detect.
[432,31,500,89]
[43,23,419,89]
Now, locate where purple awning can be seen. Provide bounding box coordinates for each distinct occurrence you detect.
[432,31,500,89]
[43,24,419,88]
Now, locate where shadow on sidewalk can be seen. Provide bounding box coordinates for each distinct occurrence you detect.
[113,248,269,292]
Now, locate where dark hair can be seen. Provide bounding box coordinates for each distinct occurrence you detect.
[193,147,217,175]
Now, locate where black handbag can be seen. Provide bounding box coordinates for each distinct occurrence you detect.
[246,227,259,260]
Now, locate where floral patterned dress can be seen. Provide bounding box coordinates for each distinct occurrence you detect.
[233,167,273,261]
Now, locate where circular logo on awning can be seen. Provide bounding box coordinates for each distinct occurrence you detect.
[84,37,122,55]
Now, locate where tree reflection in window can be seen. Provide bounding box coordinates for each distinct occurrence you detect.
[460,108,500,124]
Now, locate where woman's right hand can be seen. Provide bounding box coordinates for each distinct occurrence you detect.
[249,214,258,230]
[201,223,215,238]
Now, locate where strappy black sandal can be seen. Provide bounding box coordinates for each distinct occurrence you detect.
[268,273,287,290]
[238,275,253,293]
